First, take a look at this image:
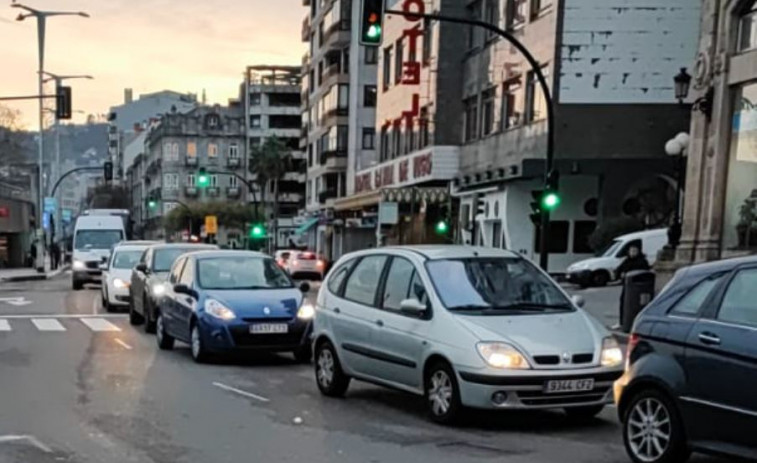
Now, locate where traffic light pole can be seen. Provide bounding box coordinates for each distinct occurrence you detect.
[384,8,555,270]
[204,170,260,216]
[50,166,102,197]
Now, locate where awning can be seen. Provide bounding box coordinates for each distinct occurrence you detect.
[334,191,383,211]
[293,217,319,236]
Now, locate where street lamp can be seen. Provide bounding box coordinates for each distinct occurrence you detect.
[664,132,690,249]
[12,2,89,271]
[674,67,714,119]
[674,68,692,104]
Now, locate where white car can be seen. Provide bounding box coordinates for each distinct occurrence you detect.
[288,251,326,280]
[100,242,156,312]
[313,245,623,423]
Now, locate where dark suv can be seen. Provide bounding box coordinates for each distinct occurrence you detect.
[615,256,757,463]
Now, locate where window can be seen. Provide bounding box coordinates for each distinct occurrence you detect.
[525,67,549,123]
[250,93,261,106]
[485,0,500,38]
[251,115,261,128]
[380,127,389,161]
[163,173,179,190]
[464,96,479,142]
[163,142,171,159]
[481,88,496,136]
[409,272,428,305]
[364,85,377,107]
[208,143,218,158]
[382,258,416,311]
[187,141,197,159]
[395,38,404,84]
[502,78,522,129]
[393,128,401,159]
[228,143,239,159]
[186,174,196,187]
[178,258,194,286]
[530,0,550,19]
[209,175,218,188]
[573,221,597,254]
[343,256,387,306]
[328,261,354,295]
[229,176,238,187]
[467,0,483,49]
[172,143,179,161]
[534,220,569,254]
[365,46,378,64]
[493,222,503,248]
[383,46,393,89]
[422,19,432,64]
[169,258,186,284]
[506,0,527,29]
[362,128,376,150]
[419,106,430,148]
[718,268,757,326]
[670,274,725,316]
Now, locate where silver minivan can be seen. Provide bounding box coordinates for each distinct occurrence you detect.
[312,246,624,423]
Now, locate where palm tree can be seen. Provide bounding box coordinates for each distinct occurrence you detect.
[250,136,291,251]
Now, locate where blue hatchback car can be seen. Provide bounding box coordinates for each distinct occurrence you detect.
[155,250,314,363]
[615,255,757,463]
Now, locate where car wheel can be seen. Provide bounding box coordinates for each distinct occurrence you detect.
[425,361,463,425]
[129,298,144,326]
[144,298,156,334]
[623,390,690,463]
[564,405,605,421]
[314,341,350,397]
[293,344,312,363]
[591,270,610,287]
[190,324,210,363]
[156,313,174,350]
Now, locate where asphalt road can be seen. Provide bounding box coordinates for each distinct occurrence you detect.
[0,275,728,463]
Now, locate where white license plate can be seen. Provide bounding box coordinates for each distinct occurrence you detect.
[544,379,595,394]
[250,323,288,334]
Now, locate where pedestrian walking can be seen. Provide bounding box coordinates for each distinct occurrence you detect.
[51,241,61,270]
[616,245,651,326]
[29,240,37,268]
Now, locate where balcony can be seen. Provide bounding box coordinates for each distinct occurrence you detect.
[318,188,337,204]
[186,156,197,166]
[322,23,351,50]
[227,157,240,168]
[301,17,310,42]
[207,187,220,197]
[185,186,198,197]
[226,187,241,198]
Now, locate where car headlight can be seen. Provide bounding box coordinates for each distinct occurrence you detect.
[204,299,236,321]
[476,342,531,369]
[152,283,166,296]
[297,302,315,320]
[73,260,86,270]
[113,278,129,289]
[601,337,624,367]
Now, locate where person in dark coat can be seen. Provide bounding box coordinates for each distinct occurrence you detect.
[51,242,61,270]
[617,245,651,327]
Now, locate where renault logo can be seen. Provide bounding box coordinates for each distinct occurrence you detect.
[263,307,271,315]
[562,352,572,364]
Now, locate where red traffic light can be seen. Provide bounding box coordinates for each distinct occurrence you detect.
[368,12,379,23]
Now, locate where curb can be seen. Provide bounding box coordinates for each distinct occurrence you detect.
[1,265,70,283]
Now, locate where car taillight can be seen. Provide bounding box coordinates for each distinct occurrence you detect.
[625,333,640,369]
[317,260,325,268]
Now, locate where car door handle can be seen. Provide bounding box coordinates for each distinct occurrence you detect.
[375,320,384,327]
[698,332,721,346]
[333,307,341,314]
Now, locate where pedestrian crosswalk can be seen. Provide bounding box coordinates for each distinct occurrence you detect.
[0,317,125,333]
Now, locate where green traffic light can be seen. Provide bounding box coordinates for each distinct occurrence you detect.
[435,220,449,235]
[366,24,381,40]
[250,225,265,239]
[198,175,209,187]
[148,200,157,209]
[542,193,560,210]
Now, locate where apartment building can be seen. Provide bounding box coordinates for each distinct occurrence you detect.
[300,0,378,259]
[455,0,700,272]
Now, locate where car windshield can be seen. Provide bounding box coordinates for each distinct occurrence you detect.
[426,258,573,313]
[197,256,293,290]
[599,240,623,257]
[112,250,143,269]
[74,230,123,250]
[153,248,201,272]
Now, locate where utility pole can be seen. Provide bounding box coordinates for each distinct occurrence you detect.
[12,3,89,271]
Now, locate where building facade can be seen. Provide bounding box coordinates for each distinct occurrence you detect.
[666,0,757,279]
[300,0,379,259]
[455,0,700,272]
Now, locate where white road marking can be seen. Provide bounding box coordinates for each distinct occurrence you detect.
[114,338,132,350]
[212,382,270,403]
[31,319,66,332]
[0,435,52,453]
[0,314,127,319]
[81,318,121,332]
[0,297,32,306]
[92,295,99,315]
[0,320,10,331]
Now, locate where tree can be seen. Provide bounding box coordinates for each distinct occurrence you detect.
[249,136,291,251]
[0,104,28,166]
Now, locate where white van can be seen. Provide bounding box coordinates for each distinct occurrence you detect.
[71,215,126,290]
[566,228,668,287]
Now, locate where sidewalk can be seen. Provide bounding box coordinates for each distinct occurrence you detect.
[0,260,70,282]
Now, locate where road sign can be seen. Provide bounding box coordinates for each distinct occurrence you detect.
[378,202,398,225]
[43,197,57,213]
[42,212,50,231]
[205,215,218,235]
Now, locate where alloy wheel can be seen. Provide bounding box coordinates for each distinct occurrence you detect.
[317,348,334,388]
[627,397,672,462]
[428,370,453,417]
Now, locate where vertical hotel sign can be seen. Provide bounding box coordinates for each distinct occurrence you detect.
[392,0,424,128]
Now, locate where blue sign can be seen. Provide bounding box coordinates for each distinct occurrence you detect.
[44,197,57,213]
[62,209,72,223]
[42,212,51,231]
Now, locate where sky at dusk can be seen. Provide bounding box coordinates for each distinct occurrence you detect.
[1,0,305,128]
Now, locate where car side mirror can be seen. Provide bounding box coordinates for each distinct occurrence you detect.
[174,284,196,298]
[299,281,311,293]
[571,294,586,308]
[400,298,427,316]
[136,263,148,273]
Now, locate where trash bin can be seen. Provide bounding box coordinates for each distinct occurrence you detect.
[621,270,656,333]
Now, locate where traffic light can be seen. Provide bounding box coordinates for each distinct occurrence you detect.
[55,86,72,120]
[148,199,158,210]
[530,190,543,227]
[360,0,385,45]
[197,168,209,188]
[435,220,449,235]
[103,161,113,181]
[250,223,266,239]
[542,170,561,211]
